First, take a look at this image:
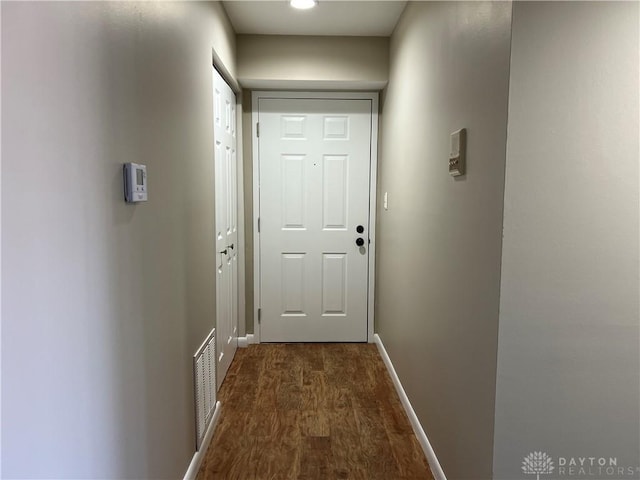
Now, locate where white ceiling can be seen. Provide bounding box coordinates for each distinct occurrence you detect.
[222,1,407,37]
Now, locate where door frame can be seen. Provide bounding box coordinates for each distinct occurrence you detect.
[251,91,379,343]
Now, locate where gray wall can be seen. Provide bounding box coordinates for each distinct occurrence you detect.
[237,34,389,90]
[493,2,640,478]
[1,2,235,478]
[377,2,512,478]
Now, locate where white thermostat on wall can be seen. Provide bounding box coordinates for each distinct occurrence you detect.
[449,128,466,177]
[123,162,148,203]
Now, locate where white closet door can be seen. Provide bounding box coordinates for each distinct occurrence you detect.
[213,67,237,388]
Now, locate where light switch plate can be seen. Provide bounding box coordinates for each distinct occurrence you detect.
[449,128,466,176]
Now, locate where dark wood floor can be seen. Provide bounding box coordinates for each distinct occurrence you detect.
[197,343,433,480]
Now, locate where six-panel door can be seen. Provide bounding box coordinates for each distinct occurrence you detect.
[258,98,372,342]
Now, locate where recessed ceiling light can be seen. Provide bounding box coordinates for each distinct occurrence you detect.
[290,0,317,10]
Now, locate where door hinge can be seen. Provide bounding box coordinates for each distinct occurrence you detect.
[256,122,260,137]
[258,308,262,323]
[257,217,260,233]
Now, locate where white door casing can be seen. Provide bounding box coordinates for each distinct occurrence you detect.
[213,67,238,389]
[253,93,378,343]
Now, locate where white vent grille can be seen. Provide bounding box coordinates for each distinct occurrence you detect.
[193,328,216,450]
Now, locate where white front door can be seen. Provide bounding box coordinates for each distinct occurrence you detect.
[213,67,238,389]
[257,96,374,342]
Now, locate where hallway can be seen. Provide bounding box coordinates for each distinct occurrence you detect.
[2,2,638,478]
[197,344,433,479]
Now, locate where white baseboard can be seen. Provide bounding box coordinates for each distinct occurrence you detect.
[183,401,222,480]
[373,334,447,480]
[237,334,255,348]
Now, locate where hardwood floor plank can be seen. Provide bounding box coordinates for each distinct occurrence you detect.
[250,411,302,479]
[197,343,434,480]
[326,386,353,410]
[254,366,280,411]
[299,436,333,480]
[329,408,366,479]
[251,436,301,480]
[303,343,326,372]
[301,371,328,410]
[300,409,330,437]
[388,433,433,478]
[381,404,414,435]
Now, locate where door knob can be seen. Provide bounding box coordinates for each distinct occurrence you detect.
[356,225,364,234]
[356,237,365,247]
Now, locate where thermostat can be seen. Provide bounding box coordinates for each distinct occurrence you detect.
[449,128,466,176]
[123,163,148,203]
